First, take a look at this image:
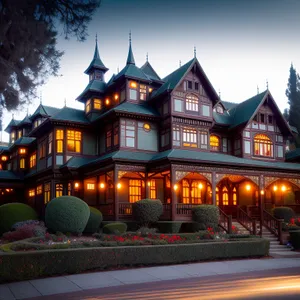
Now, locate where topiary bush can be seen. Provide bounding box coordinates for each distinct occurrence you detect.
[272,207,295,222]
[45,196,90,234]
[84,207,103,233]
[103,222,127,234]
[289,230,300,250]
[156,221,182,233]
[0,203,38,235]
[192,205,220,230]
[132,199,163,225]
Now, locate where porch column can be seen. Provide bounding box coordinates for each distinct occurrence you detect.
[114,169,119,221]
[212,171,216,206]
[259,175,264,237]
[145,174,149,199]
[171,167,177,221]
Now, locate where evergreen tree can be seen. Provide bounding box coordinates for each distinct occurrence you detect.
[286,63,300,134]
[283,108,289,121]
[0,0,100,129]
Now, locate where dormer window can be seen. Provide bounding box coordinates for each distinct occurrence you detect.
[216,105,224,114]
[11,131,15,144]
[129,81,137,100]
[94,99,102,110]
[86,99,91,113]
[18,130,22,139]
[140,84,147,100]
[34,119,42,128]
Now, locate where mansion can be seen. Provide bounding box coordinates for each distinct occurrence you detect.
[1,37,300,221]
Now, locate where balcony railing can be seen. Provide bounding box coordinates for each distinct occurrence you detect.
[119,202,132,216]
[95,203,114,216]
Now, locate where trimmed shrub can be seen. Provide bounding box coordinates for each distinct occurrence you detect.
[272,207,295,222]
[103,222,127,234]
[289,230,300,250]
[132,199,163,225]
[0,203,38,235]
[136,226,157,236]
[45,196,90,234]
[11,220,41,230]
[101,221,138,231]
[156,221,182,233]
[84,207,103,233]
[192,205,219,230]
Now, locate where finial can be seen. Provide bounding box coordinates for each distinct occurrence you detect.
[179,60,181,67]
[64,98,67,107]
[266,79,269,90]
[257,85,259,95]
[218,89,221,99]
[146,52,148,62]
[194,46,196,58]
[12,113,14,120]
[129,30,131,45]
[95,33,97,44]
[40,91,42,104]
[117,66,119,73]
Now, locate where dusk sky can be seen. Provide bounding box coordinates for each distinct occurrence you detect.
[2,0,300,141]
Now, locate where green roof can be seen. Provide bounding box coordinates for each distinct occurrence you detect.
[229,91,268,129]
[126,42,135,65]
[107,74,116,86]
[51,107,90,124]
[221,101,238,110]
[0,171,23,181]
[76,80,107,101]
[30,104,60,119]
[84,41,108,74]
[151,58,195,99]
[13,137,36,146]
[213,111,232,125]
[114,64,150,82]
[289,124,298,134]
[4,119,21,132]
[140,61,162,82]
[61,156,95,169]
[285,149,300,161]
[19,115,31,126]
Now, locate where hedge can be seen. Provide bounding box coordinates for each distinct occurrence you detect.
[289,230,300,250]
[84,207,103,233]
[101,221,138,231]
[0,203,38,235]
[132,199,163,225]
[102,222,127,234]
[0,238,269,283]
[272,207,295,223]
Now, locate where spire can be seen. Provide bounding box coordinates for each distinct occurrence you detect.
[218,89,221,99]
[257,85,259,95]
[64,98,67,107]
[40,91,42,104]
[93,34,100,60]
[266,79,269,90]
[126,30,135,65]
[194,46,196,58]
[146,52,148,62]
[12,113,14,120]
[179,60,181,67]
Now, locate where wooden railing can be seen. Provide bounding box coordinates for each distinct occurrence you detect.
[119,202,132,216]
[219,208,232,234]
[95,203,114,216]
[263,209,283,244]
[176,204,198,215]
[246,205,260,219]
[161,203,171,220]
[237,207,257,235]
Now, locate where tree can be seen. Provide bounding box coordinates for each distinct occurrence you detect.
[286,63,300,134]
[0,0,100,129]
[283,108,289,121]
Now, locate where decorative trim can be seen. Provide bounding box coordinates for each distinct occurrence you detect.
[172,164,212,183]
[264,176,300,189]
[216,173,259,185]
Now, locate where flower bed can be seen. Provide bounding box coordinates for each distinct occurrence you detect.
[0,238,269,283]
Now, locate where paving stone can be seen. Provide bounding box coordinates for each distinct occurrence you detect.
[110,269,160,284]
[8,281,41,299]
[143,265,192,280]
[0,284,15,300]
[30,277,81,296]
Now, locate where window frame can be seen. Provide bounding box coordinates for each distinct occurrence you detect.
[253,134,273,158]
[210,135,220,151]
[67,130,82,153]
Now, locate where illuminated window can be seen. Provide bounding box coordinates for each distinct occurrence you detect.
[143,123,151,132]
[20,158,25,169]
[140,84,147,100]
[11,131,16,144]
[29,189,35,197]
[36,185,42,195]
[216,187,219,206]
[182,180,189,204]
[56,129,64,153]
[39,142,46,159]
[254,134,273,157]
[186,94,199,112]
[48,132,53,154]
[94,99,101,110]
[55,183,63,197]
[129,81,137,100]
[68,183,72,196]
[222,187,229,205]
[18,130,22,139]
[86,99,91,113]
[67,130,81,153]
[191,181,202,204]
[183,128,197,148]
[87,183,95,190]
[149,179,156,199]
[30,153,36,168]
[129,179,142,203]
[19,148,26,154]
[233,187,237,205]
[207,185,212,204]
[210,135,220,151]
[44,183,51,204]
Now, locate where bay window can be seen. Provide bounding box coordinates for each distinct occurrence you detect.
[254,134,273,157]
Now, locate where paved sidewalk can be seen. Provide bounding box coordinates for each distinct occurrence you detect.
[1,258,300,300]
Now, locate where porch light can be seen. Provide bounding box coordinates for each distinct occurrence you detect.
[117,183,122,189]
[130,81,137,88]
[105,98,110,105]
[173,184,178,191]
[100,183,105,189]
[1,156,7,161]
[260,190,265,195]
[74,182,80,189]
[147,181,151,187]
[149,87,153,93]
[246,184,251,191]
[114,94,119,100]
[198,183,203,189]
[281,185,286,192]
[19,148,26,154]
[273,185,278,192]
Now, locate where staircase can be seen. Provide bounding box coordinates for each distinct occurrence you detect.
[231,221,251,235]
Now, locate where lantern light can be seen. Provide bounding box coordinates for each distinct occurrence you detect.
[105,98,110,105]
[114,94,119,100]
[198,183,203,189]
[100,183,105,189]
[130,81,137,88]
[74,182,80,189]
[273,185,278,192]
[174,184,178,191]
[246,184,251,191]
[281,185,286,192]
[117,183,122,189]
[260,190,265,195]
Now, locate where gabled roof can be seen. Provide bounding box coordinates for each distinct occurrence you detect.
[9,137,36,149]
[213,110,232,125]
[113,64,150,82]
[4,119,21,132]
[140,61,162,82]
[30,104,60,120]
[19,115,32,126]
[84,40,108,74]
[50,106,90,124]
[76,80,107,101]
[221,101,238,110]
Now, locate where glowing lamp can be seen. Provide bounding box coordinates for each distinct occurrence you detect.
[74,182,80,189]
[147,181,151,187]
[246,184,251,191]
[273,185,278,192]
[100,183,105,189]
[260,190,265,195]
[19,148,26,154]
[1,156,7,161]
[174,184,178,191]
[198,183,203,189]
[281,185,286,192]
[149,87,153,93]
[105,98,110,105]
[130,81,137,88]
[117,183,122,189]
[114,94,119,100]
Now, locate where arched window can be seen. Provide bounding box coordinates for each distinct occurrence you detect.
[216,187,219,206]
[233,187,237,205]
[210,135,220,151]
[191,181,202,204]
[222,187,229,205]
[254,134,273,157]
[186,94,199,112]
[182,180,189,204]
